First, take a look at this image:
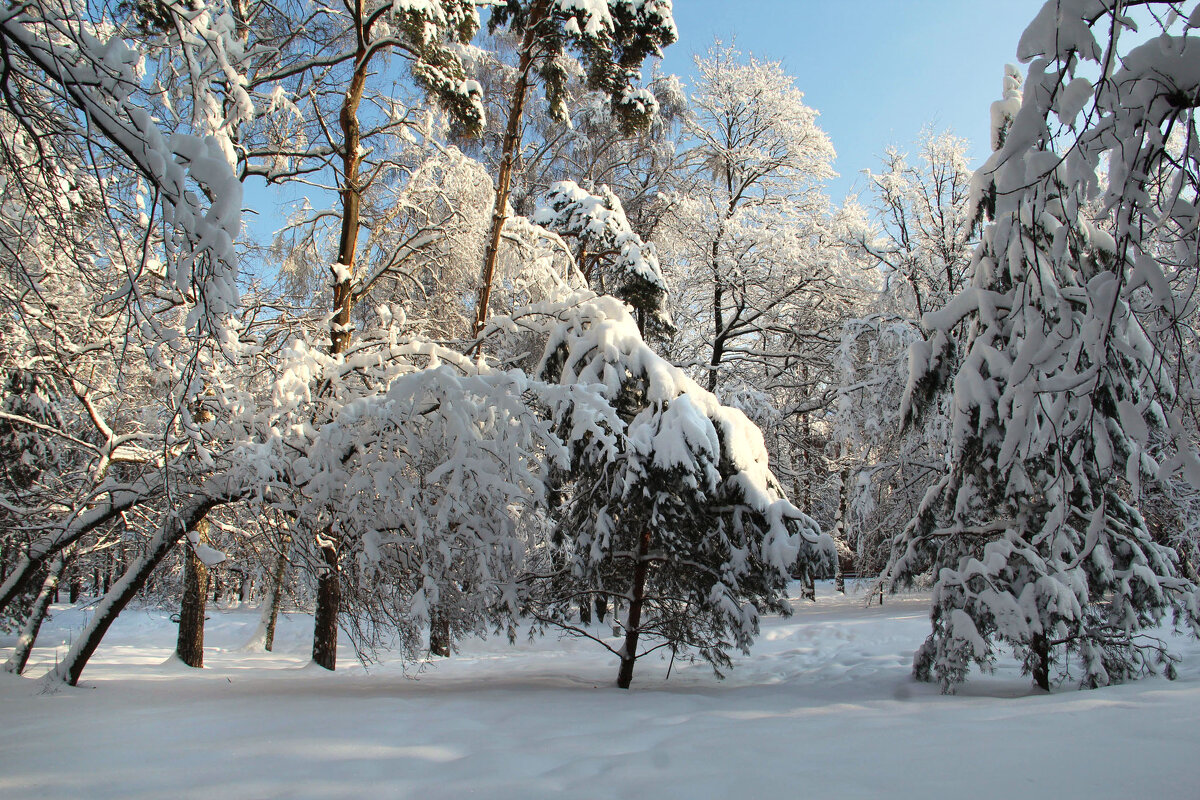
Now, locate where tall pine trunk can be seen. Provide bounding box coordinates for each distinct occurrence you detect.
[3,549,68,675]
[616,529,652,689]
[175,519,212,668]
[308,0,372,670]
[474,0,549,336]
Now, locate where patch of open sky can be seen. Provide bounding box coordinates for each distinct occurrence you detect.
[659,0,1048,202]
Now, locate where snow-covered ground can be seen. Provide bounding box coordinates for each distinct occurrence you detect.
[2,582,1197,799]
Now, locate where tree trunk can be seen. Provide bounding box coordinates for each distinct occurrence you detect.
[1031,632,1050,691]
[706,194,738,393]
[429,608,451,658]
[175,518,212,668]
[616,529,652,689]
[307,2,373,671]
[474,0,550,336]
[311,533,340,670]
[102,548,112,594]
[834,465,851,594]
[3,549,68,675]
[799,365,813,512]
[263,544,290,652]
[578,596,592,625]
[707,237,725,393]
[48,497,220,687]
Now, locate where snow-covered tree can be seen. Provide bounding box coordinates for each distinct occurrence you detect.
[473,0,677,334]
[856,129,976,319]
[531,295,833,687]
[261,329,563,662]
[0,0,258,652]
[831,131,976,577]
[669,42,837,394]
[889,5,1200,692]
[659,43,869,536]
[233,0,499,670]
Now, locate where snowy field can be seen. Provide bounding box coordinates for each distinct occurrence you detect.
[2,582,1198,800]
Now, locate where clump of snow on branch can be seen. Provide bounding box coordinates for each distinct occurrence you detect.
[533,180,672,333]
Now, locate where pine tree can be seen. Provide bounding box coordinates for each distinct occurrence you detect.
[890,49,1200,691]
[473,0,677,333]
[532,180,672,337]
[533,296,832,687]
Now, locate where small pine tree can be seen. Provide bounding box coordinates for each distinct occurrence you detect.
[534,296,832,688]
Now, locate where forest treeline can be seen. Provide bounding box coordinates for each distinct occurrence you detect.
[1,0,1198,692]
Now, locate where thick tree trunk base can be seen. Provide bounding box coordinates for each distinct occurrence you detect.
[429,611,451,658]
[1031,633,1050,691]
[175,520,211,668]
[311,539,340,671]
[616,654,637,689]
[616,530,652,689]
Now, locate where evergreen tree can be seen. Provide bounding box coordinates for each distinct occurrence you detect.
[890,43,1200,691]
[533,296,832,687]
[473,0,677,333]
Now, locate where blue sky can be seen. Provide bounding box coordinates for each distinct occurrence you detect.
[658,0,1047,201]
